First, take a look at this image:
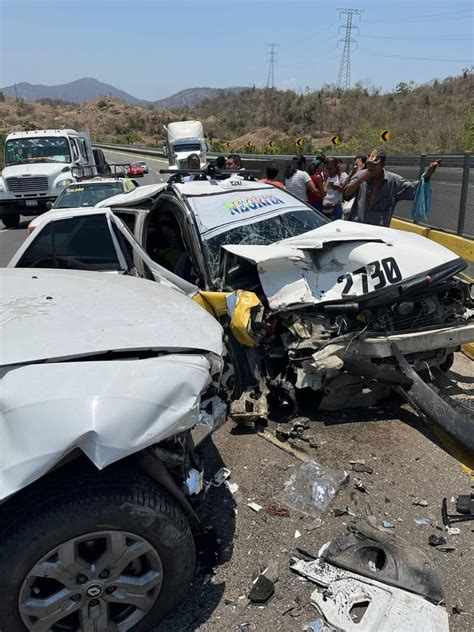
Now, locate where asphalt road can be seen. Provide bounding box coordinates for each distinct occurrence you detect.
[1,150,473,630]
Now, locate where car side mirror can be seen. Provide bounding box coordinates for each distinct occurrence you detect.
[45,201,53,210]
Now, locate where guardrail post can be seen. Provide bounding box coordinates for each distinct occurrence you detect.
[457,152,471,236]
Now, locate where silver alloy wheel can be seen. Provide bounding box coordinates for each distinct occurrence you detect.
[18,530,163,631]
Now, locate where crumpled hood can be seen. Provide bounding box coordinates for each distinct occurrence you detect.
[0,354,217,501]
[2,162,67,180]
[223,221,461,310]
[0,268,224,366]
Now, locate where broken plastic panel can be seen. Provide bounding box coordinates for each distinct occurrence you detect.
[280,460,349,518]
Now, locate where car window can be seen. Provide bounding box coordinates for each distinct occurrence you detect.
[114,211,136,234]
[54,183,124,208]
[16,215,122,271]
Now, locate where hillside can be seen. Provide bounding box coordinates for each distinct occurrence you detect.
[183,72,474,154]
[153,87,247,109]
[0,78,248,109]
[0,72,472,156]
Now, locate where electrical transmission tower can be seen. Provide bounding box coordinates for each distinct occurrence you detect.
[336,8,363,90]
[266,43,279,89]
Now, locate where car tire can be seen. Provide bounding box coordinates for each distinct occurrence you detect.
[0,213,20,228]
[0,465,195,631]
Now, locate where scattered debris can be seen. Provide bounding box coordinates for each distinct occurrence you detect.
[353,478,369,493]
[412,498,428,507]
[291,521,449,631]
[247,502,263,513]
[436,546,457,553]
[280,460,348,517]
[442,494,474,526]
[264,504,290,518]
[333,506,356,518]
[282,597,305,618]
[428,534,447,547]
[248,572,275,604]
[236,623,250,631]
[257,428,310,462]
[451,605,466,615]
[303,619,337,631]
[382,520,395,529]
[349,459,374,474]
[414,518,430,526]
[226,482,239,494]
[210,467,231,487]
[445,526,460,535]
[294,530,302,539]
[305,519,323,531]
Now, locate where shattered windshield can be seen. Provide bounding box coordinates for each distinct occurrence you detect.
[54,183,124,208]
[205,209,326,280]
[5,137,71,166]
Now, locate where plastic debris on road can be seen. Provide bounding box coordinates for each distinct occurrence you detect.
[247,502,263,513]
[414,518,430,526]
[280,460,348,517]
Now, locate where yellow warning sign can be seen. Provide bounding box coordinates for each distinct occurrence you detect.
[296,138,304,148]
[224,141,231,149]
[330,135,341,146]
[246,141,254,149]
[268,140,276,148]
[379,130,391,142]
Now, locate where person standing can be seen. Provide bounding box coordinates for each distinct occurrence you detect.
[341,155,366,219]
[321,157,345,221]
[344,148,440,227]
[307,155,327,211]
[260,163,284,188]
[284,155,317,202]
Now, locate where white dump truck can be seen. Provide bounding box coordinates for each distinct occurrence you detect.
[164,120,208,169]
[0,128,104,228]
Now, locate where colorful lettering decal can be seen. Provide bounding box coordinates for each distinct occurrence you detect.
[224,194,284,216]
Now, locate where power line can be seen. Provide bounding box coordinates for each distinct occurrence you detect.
[358,34,472,41]
[364,8,473,23]
[336,8,364,91]
[357,48,472,63]
[266,43,279,89]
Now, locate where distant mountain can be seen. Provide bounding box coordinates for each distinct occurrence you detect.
[0,78,149,106]
[153,87,247,109]
[0,78,249,109]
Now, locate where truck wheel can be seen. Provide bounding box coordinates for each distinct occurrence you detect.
[0,467,195,631]
[0,213,20,228]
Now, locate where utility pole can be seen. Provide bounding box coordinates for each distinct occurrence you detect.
[336,8,363,90]
[266,43,279,89]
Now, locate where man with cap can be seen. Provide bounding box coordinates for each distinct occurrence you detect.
[344,148,440,227]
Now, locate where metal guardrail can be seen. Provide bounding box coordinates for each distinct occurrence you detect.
[94,143,473,239]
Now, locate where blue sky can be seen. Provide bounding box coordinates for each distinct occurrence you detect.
[1,0,472,99]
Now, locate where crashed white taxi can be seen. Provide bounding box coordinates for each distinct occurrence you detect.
[0,267,226,631]
[9,175,474,447]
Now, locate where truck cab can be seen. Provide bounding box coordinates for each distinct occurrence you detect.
[0,129,95,228]
[164,120,208,170]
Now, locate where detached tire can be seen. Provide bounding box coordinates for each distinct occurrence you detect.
[0,213,20,228]
[0,466,195,631]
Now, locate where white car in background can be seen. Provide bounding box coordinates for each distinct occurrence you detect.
[0,264,227,631]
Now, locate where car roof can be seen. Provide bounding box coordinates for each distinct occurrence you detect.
[97,183,168,207]
[174,179,274,197]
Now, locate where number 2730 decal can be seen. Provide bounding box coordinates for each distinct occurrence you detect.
[337,257,402,295]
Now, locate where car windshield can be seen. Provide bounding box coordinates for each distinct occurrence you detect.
[5,136,71,166]
[54,183,124,208]
[205,208,327,281]
[174,142,201,153]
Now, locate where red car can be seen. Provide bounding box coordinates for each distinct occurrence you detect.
[127,162,145,177]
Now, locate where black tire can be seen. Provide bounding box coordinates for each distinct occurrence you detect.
[1,213,20,228]
[0,465,195,631]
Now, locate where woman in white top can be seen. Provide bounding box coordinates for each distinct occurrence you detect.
[284,155,317,203]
